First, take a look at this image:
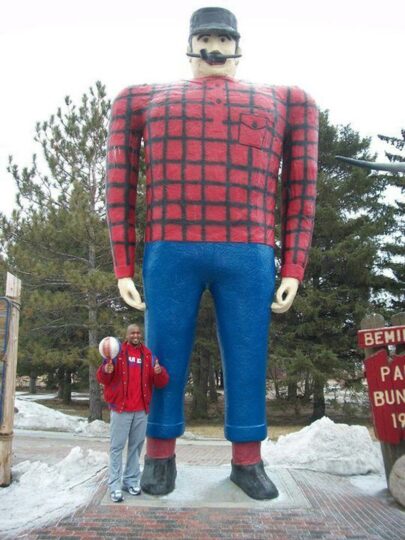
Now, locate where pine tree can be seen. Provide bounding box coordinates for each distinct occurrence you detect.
[377,130,405,311]
[1,82,125,419]
[270,111,397,421]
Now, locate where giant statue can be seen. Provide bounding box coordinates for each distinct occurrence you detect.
[106,7,319,500]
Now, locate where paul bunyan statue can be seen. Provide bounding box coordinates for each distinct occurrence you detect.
[106,7,319,500]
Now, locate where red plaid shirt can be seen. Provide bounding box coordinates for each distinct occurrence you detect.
[106,76,318,281]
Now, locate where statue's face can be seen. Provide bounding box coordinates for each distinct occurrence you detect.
[189,32,239,78]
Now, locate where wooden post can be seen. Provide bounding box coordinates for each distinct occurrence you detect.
[392,312,405,354]
[360,313,405,483]
[0,273,21,487]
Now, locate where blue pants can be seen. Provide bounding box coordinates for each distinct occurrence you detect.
[143,242,275,442]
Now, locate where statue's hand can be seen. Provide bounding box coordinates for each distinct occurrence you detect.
[271,277,299,314]
[117,278,146,311]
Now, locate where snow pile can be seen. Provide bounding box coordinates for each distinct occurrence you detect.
[262,417,384,475]
[181,430,200,440]
[15,398,87,432]
[16,391,58,401]
[14,398,109,436]
[0,447,108,536]
[78,419,110,437]
[350,474,387,494]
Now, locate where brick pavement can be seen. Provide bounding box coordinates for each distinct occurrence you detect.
[18,470,404,540]
[11,439,405,540]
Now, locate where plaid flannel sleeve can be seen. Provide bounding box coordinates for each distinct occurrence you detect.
[281,87,319,282]
[106,86,149,279]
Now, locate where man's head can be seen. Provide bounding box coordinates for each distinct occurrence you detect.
[126,324,142,345]
[187,7,241,79]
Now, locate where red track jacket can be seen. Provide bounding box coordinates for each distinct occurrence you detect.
[96,341,169,413]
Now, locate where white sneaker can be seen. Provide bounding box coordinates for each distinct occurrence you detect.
[110,489,124,503]
[123,484,141,496]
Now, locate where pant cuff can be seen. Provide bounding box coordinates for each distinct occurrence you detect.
[225,423,267,442]
[146,421,184,439]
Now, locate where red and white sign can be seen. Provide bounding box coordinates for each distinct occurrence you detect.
[364,350,405,444]
[358,325,405,349]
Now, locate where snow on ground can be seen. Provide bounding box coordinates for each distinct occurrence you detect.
[15,398,87,432]
[16,391,90,402]
[14,397,109,436]
[0,447,108,537]
[350,474,388,495]
[16,391,58,401]
[4,397,387,535]
[262,416,384,475]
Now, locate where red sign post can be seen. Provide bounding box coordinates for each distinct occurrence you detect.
[359,314,405,482]
[358,326,405,349]
[363,349,405,444]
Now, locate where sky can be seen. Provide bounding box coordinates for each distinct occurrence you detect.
[1,0,404,216]
[0,395,386,535]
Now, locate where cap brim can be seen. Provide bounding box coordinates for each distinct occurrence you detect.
[191,23,240,39]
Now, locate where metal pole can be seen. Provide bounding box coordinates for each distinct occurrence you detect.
[0,272,21,486]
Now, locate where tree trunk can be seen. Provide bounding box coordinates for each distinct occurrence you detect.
[29,372,37,394]
[303,372,311,402]
[287,382,297,401]
[62,369,72,404]
[310,380,326,423]
[208,357,218,402]
[274,377,281,399]
[191,355,209,419]
[88,296,102,421]
[46,370,56,390]
[217,368,224,389]
[57,367,65,399]
[88,231,102,421]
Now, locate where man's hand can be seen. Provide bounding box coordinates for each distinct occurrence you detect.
[271,277,299,314]
[118,278,146,311]
[154,358,162,375]
[104,359,114,374]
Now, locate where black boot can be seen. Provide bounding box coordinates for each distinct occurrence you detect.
[141,455,177,495]
[230,460,279,500]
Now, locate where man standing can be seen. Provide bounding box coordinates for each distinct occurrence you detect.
[106,7,318,499]
[97,324,169,502]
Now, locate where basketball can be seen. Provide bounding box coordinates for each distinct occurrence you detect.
[98,336,121,359]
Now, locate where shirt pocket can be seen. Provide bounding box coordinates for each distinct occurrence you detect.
[238,113,272,150]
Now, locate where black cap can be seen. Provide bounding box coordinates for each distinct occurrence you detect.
[189,7,240,40]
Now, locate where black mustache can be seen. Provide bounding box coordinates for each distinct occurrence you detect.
[187,48,242,62]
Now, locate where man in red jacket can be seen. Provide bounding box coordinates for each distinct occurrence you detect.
[97,324,169,502]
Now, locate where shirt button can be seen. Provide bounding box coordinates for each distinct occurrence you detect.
[252,121,258,128]
[216,98,221,104]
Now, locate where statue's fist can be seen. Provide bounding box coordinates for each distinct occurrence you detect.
[118,278,145,311]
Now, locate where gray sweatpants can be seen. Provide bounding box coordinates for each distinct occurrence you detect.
[109,410,147,492]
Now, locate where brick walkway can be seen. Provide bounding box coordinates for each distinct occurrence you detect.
[12,439,405,540]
